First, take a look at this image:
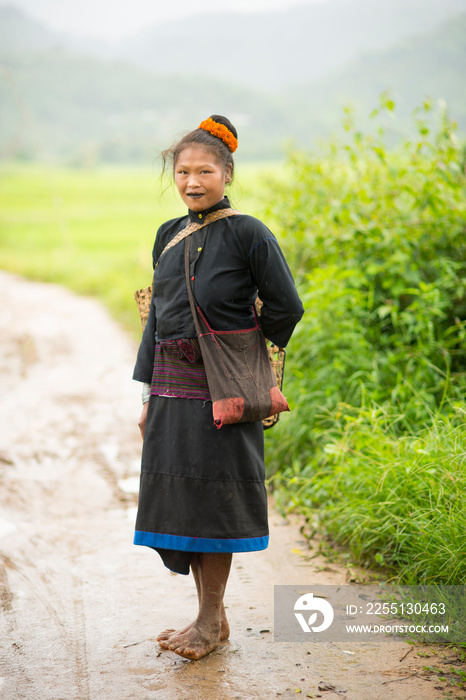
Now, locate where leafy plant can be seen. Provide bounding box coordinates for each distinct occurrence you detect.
[265,97,466,585]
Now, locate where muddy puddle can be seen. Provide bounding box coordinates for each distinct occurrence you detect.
[0,271,464,700]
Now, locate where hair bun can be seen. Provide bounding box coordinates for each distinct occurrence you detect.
[198,115,238,152]
[208,115,238,140]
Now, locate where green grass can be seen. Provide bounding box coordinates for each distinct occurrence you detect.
[0,161,284,337]
[272,403,466,585]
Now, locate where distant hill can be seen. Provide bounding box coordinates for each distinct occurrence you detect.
[286,11,466,143]
[0,4,62,53]
[1,0,465,87]
[0,50,289,162]
[83,0,466,87]
[0,1,465,163]
[0,5,114,59]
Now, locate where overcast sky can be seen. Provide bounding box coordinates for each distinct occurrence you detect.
[6,0,328,41]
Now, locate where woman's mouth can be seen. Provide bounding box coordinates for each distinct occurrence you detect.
[187,192,204,198]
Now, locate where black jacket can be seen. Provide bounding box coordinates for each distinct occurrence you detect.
[133,198,304,383]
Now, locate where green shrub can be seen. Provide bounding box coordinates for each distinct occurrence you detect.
[265,98,466,584]
[272,404,466,584]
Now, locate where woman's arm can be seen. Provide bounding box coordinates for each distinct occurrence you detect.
[138,400,149,438]
[248,232,304,347]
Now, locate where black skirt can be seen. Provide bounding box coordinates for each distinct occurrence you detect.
[134,395,269,574]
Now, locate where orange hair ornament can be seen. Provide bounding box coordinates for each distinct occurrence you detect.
[198,118,238,153]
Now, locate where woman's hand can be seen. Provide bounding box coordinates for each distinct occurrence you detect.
[138,402,149,439]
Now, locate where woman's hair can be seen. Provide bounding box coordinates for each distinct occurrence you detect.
[161,115,237,180]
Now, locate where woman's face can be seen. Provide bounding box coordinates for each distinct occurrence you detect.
[174,145,231,212]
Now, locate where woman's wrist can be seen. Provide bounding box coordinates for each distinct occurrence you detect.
[142,383,151,404]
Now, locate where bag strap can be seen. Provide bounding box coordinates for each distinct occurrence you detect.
[184,237,203,337]
[155,207,241,267]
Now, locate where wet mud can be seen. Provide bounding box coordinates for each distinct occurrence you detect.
[0,270,464,700]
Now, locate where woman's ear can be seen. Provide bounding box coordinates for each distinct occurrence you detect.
[225,163,233,183]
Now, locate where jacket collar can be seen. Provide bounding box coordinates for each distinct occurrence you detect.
[188,196,231,224]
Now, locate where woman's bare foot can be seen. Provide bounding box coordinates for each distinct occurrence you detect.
[159,552,232,659]
[157,610,229,650]
[157,624,189,649]
[157,628,176,642]
[168,620,225,660]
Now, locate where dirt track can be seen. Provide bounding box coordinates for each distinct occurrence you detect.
[0,270,463,700]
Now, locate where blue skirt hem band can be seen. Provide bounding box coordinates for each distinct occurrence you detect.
[134,531,269,553]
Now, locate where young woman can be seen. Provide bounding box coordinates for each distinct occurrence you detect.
[133,115,303,660]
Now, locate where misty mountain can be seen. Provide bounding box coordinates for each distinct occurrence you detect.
[0,49,290,162]
[287,11,466,142]
[1,0,465,87]
[0,2,465,163]
[0,5,113,58]
[0,4,62,53]
[114,0,465,87]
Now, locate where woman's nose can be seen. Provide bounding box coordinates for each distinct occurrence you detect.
[187,173,200,188]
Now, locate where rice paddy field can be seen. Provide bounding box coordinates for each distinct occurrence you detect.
[0,162,281,337]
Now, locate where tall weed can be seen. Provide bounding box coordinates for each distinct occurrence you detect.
[266,99,466,584]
